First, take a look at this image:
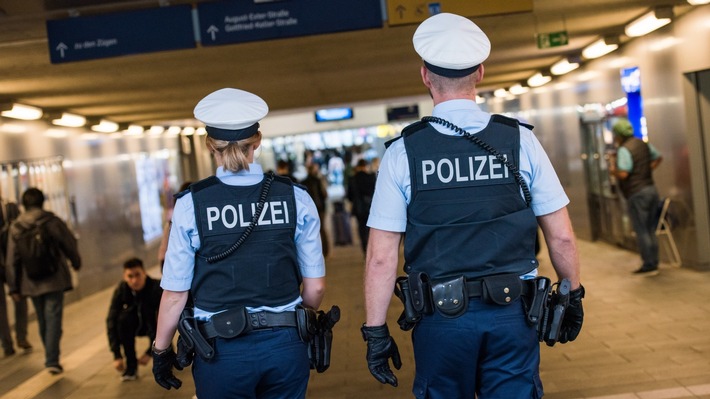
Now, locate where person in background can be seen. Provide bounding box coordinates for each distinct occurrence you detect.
[5,187,81,374]
[609,118,663,275]
[0,196,31,357]
[301,162,330,258]
[361,13,583,398]
[106,257,162,381]
[347,159,376,254]
[276,159,298,183]
[152,88,326,398]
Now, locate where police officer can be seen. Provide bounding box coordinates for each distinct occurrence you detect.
[361,13,584,398]
[152,88,326,398]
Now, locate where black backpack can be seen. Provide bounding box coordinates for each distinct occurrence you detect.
[15,217,60,281]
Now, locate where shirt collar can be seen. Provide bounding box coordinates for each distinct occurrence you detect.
[216,163,264,185]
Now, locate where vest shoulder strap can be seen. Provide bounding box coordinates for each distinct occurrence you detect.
[385,121,429,149]
[187,176,220,197]
[490,114,534,131]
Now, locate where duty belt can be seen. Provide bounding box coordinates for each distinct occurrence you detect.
[198,310,297,340]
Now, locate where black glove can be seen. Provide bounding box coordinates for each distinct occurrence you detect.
[152,345,182,390]
[558,285,585,344]
[361,324,402,387]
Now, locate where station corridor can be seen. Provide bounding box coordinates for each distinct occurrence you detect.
[1,232,710,399]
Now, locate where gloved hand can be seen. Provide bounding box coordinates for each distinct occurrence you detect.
[558,285,585,343]
[152,345,182,390]
[361,324,402,387]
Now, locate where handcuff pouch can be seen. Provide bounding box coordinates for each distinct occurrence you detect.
[209,306,249,339]
[430,275,468,318]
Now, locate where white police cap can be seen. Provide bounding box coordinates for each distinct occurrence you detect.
[194,88,269,141]
[413,13,491,78]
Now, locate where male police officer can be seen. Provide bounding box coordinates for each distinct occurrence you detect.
[362,13,584,398]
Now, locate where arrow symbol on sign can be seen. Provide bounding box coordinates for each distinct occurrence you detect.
[56,42,68,58]
[207,25,219,41]
[396,5,406,18]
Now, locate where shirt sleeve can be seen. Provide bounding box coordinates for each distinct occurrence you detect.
[616,146,633,172]
[519,128,570,216]
[294,187,326,279]
[366,139,410,232]
[648,143,661,160]
[160,194,199,292]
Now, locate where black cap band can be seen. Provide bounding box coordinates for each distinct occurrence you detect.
[206,123,260,141]
[424,61,480,78]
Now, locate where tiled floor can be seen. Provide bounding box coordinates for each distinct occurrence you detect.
[1,234,709,399]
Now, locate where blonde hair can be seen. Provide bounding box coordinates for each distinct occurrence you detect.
[206,131,262,172]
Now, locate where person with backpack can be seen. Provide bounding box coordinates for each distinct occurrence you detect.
[1,197,32,357]
[4,187,81,374]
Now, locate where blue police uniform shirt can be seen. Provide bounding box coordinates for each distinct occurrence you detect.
[161,163,325,319]
[617,142,661,173]
[368,100,569,279]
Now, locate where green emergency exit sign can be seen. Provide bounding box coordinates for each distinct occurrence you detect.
[536,31,568,49]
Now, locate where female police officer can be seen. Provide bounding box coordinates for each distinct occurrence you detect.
[152,88,326,398]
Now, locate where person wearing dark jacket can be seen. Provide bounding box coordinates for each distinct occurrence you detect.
[5,187,81,374]
[347,159,376,254]
[106,257,162,381]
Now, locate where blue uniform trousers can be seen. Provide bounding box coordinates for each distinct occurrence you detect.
[192,327,310,399]
[411,298,543,399]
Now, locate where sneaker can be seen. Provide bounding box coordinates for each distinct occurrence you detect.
[121,370,138,382]
[47,365,64,375]
[633,267,660,276]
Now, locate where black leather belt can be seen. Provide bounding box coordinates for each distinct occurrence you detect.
[198,311,297,340]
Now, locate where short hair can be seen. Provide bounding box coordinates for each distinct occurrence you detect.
[277,159,289,169]
[21,188,45,209]
[356,159,369,168]
[123,257,144,270]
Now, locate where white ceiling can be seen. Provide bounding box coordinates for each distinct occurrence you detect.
[0,0,695,128]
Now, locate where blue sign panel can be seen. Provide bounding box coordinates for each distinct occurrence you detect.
[197,0,382,46]
[46,5,195,64]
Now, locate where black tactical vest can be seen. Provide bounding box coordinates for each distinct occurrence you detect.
[189,174,300,312]
[400,116,539,280]
[618,137,654,198]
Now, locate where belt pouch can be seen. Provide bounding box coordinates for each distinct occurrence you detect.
[482,274,522,305]
[178,308,215,360]
[210,307,249,339]
[525,276,551,326]
[296,305,318,342]
[430,275,468,318]
[408,272,433,315]
[395,276,420,325]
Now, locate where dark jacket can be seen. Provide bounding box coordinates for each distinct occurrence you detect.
[347,170,376,219]
[106,275,162,359]
[5,208,81,297]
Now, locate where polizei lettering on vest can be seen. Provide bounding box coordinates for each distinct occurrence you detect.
[206,201,290,230]
[421,155,509,185]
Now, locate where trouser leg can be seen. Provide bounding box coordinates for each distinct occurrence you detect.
[0,288,13,352]
[14,295,29,344]
[117,312,139,372]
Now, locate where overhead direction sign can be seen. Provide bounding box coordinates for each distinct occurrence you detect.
[386,0,533,26]
[197,0,382,47]
[46,5,195,64]
[536,31,569,49]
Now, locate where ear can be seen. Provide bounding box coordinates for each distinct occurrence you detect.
[475,64,485,84]
[420,66,433,89]
[254,135,262,151]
